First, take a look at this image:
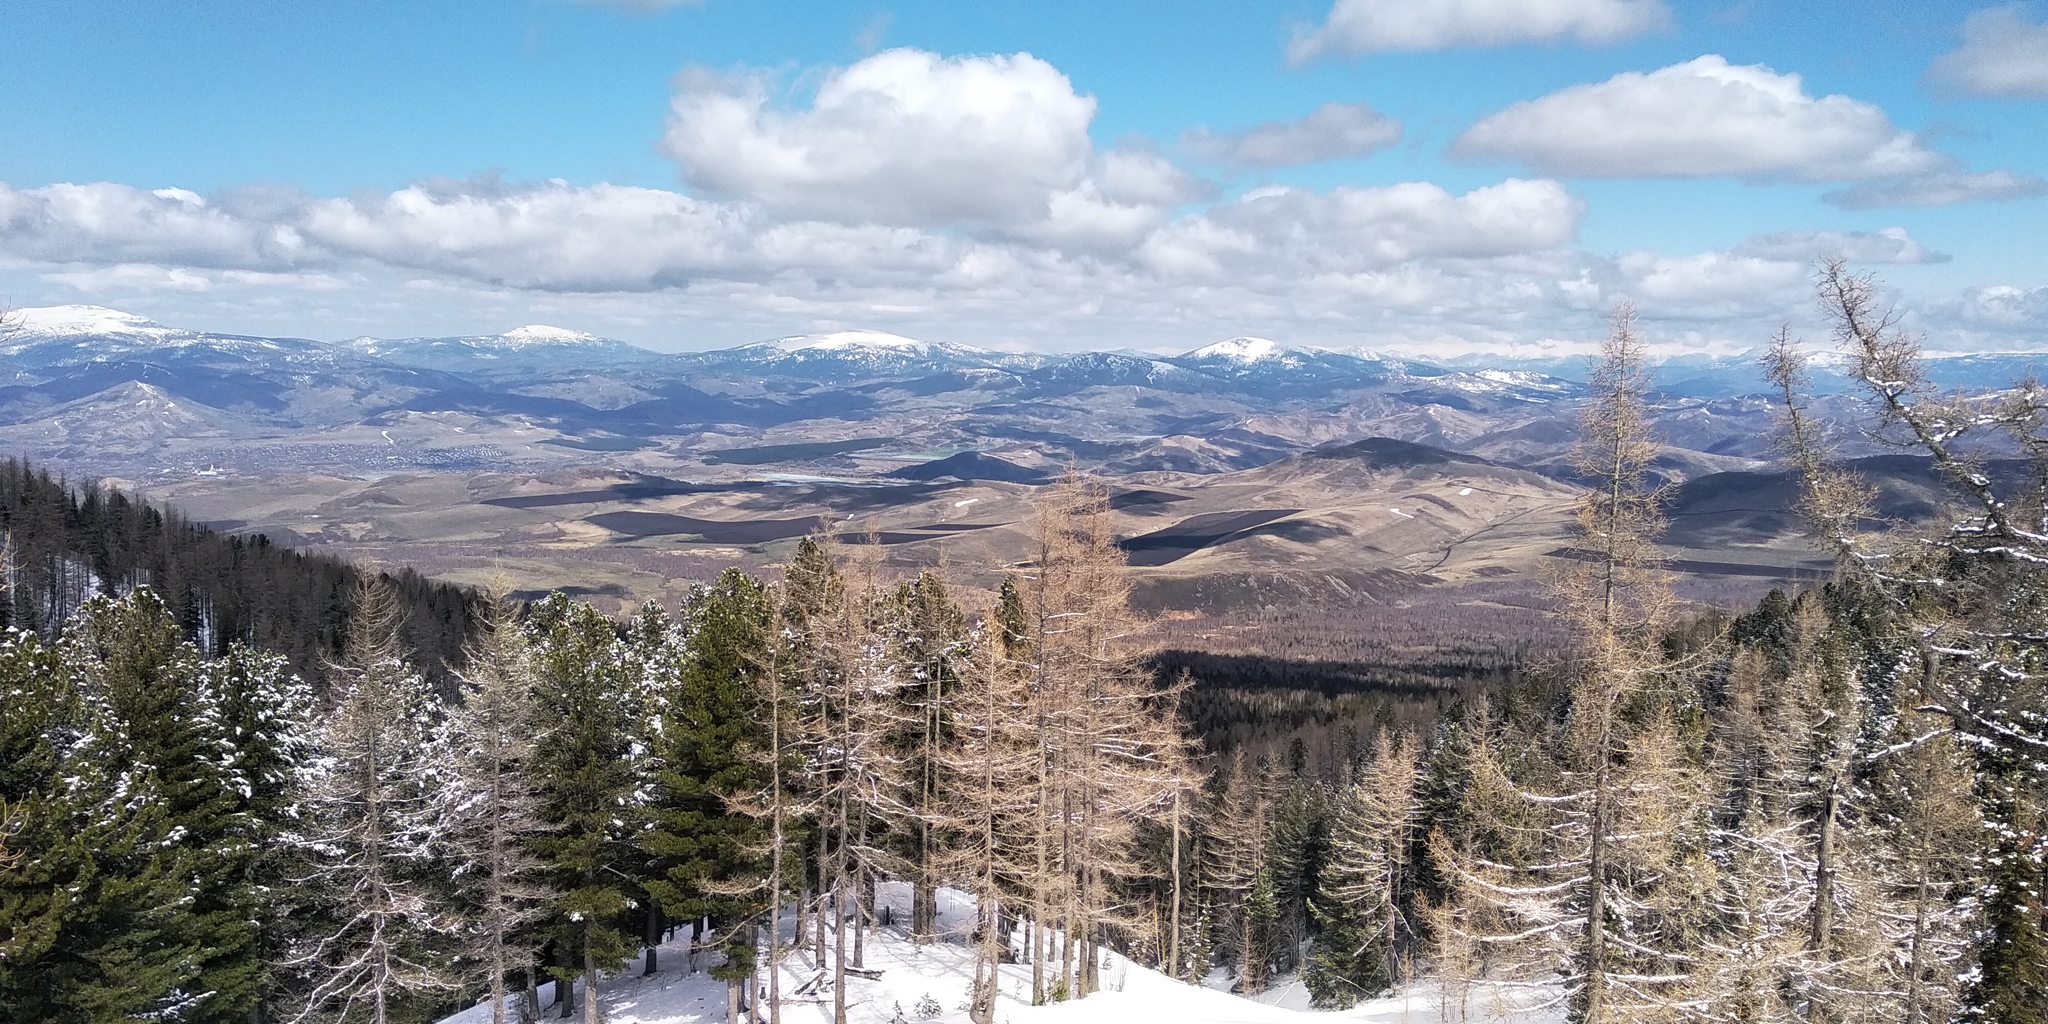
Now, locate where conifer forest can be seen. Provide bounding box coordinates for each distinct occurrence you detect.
[2,265,2045,1024]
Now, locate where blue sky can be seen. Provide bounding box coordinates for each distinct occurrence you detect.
[2,0,2045,354]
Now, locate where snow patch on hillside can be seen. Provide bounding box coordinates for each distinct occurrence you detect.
[435,883,1558,1024]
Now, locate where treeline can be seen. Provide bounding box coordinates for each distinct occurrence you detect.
[0,476,1200,1024]
[0,458,477,686]
[1153,583,1554,774]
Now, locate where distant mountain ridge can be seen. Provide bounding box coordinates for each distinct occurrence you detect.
[1,304,2038,482]
[13,304,2039,390]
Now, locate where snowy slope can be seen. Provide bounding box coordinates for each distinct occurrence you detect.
[9,304,182,342]
[686,331,1035,379]
[1186,337,1288,364]
[435,883,1559,1024]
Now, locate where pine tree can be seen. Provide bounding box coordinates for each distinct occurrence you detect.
[884,571,967,944]
[1265,772,1328,979]
[0,624,187,1024]
[198,641,319,1008]
[27,589,275,1024]
[627,595,693,983]
[526,593,640,1024]
[640,570,771,1024]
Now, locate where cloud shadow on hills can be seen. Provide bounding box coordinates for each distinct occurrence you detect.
[1119,509,1306,567]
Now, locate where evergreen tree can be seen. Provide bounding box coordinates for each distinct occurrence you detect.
[1264,773,1328,978]
[526,593,640,1024]
[65,589,266,1023]
[1306,729,1421,1007]
[0,625,194,1024]
[199,642,319,1024]
[884,571,967,944]
[1204,752,1275,994]
[640,570,771,1024]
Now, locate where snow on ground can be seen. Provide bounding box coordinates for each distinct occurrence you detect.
[438,885,1560,1024]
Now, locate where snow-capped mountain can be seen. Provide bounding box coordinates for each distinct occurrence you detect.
[1,304,343,374]
[686,329,1038,379]
[0,304,1953,481]
[343,325,659,372]
[496,325,606,347]
[1184,336,1290,364]
[8,304,182,343]
[1168,335,1418,388]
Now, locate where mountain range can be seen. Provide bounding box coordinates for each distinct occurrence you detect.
[14,303,2038,484]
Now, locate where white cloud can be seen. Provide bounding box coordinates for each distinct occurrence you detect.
[301,180,761,290]
[1958,284,2048,327]
[1452,55,1947,181]
[1734,226,1949,265]
[1615,250,1807,315]
[0,175,1583,299]
[1928,4,2048,98]
[1092,149,1210,207]
[1152,178,1584,278]
[1289,0,1669,62]
[1182,102,1402,167]
[1824,169,2048,209]
[44,263,217,292]
[1,174,1632,351]
[0,181,309,269]
[661,49,1099,228]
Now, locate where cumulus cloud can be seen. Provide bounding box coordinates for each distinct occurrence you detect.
[1289,0,1669,62]
[0,181,1902,353]
[1959,284,2048,327]
[41,171,2014,357]
[0,183,2014,356]
[1734,226,1949,264]
[0,182,311,269]
[1453,55,1946,182]
[1141,178,1583,278]
[1615,250,1807,315]
[1927,4,2048,98]
[1181,102,1402,167]
[0,175,1586,299]
[1823,169,2048,209]
[661,49,1099,227]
